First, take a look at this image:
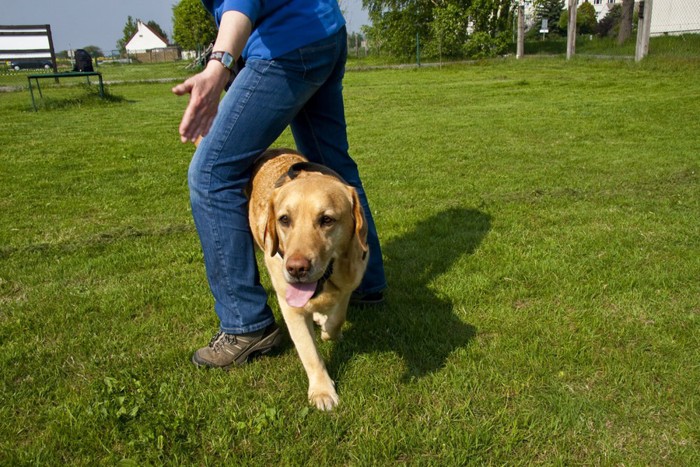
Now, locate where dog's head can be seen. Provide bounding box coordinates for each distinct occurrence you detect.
[264,167,368,305]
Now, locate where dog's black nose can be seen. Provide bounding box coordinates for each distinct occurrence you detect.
[286,254,311,279]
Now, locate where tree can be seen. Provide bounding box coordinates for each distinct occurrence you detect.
[598,4,622,37]
[617,0,634,44]
[348,31,364,49]
[146,21,169,43]
[534,0,566,36]
[363,0,433,59]
[362,0,514,60]
[469,0,514,39]
[429,3,470,58]
[116,16,138,54]
[559,1,597,35]
[172,0,218,51]
[577,1,597,35]
[82,45,104,58]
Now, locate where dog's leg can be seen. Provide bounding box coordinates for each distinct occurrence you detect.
[312,312,327,327]
[319,298,348,342]
[281,305,339,411]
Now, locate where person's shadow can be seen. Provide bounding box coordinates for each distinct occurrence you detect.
[328,207,492,381]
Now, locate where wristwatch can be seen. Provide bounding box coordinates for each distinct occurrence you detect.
[209,50,236,73]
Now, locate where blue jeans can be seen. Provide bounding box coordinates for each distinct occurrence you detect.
[188,27,387,334]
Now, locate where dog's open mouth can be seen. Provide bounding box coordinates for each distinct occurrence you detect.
[285,281,318,308]
[284,260,334,308]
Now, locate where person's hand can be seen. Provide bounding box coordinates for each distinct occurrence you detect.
[172,63,230,143]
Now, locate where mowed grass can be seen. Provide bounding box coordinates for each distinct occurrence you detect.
[0,60,193,88]
[1,56,698,464]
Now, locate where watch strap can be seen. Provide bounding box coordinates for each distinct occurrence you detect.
[209,50,235,72]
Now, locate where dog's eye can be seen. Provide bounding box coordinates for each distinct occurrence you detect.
[320,215,335,227]
[278,215,291,227]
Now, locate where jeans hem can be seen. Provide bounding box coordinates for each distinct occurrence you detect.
[219,315,276,335]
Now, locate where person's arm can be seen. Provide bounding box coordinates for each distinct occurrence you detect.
[172,10,252,143]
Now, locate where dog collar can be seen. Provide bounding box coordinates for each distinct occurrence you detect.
[275,162,348,188]
[312,259,335,299]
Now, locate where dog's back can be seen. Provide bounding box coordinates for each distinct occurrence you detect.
[248,149,307,249]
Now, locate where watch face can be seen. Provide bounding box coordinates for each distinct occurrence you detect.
[221,52,234,69]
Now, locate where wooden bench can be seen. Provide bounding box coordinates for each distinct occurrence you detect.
[27,71,105,111]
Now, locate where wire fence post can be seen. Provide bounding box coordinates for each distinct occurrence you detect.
[517,0,525,59]
[567,0,578,59]
[636,0,654,61]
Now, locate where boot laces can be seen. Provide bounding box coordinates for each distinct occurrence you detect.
[208,331,236,351]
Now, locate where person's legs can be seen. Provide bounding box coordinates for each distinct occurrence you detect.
[290,29,387,295]
[189,31,356,339]
[189,58,313,335]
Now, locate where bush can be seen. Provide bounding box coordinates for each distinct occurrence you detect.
[558,1,598,35]
[597,4,622,37]
[427,3,471,59]
[464,31,510,59]
[578,2,598,35]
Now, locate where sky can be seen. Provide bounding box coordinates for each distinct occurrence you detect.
[1,0,370,54]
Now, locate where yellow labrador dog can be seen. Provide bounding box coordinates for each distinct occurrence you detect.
[247,148,369,410]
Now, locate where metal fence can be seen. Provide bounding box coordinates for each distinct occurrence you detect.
[527,0,700,59]
[645,0,700,56]
[649,0,700,35]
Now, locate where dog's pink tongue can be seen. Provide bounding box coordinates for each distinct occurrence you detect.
[286,282,317,308]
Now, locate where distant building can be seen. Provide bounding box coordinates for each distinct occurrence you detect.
[125,20,168,53]
[585,0,623,21]
[125,20,180,62]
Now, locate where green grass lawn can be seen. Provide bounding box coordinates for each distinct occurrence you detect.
[1,57,698,464]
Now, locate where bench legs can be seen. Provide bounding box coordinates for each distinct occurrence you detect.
[27,78,43,112]
[27,73,105,110]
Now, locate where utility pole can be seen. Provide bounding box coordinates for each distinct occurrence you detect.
[566,0,578,60]
[517,0,525,59]
[635,0,653,61]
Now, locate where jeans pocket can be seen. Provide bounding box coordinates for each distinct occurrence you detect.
[297,41,337,85]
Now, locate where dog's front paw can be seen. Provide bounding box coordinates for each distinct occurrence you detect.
[308,385,339,411]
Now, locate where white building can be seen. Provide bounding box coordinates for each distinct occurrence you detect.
[588,0,622,20]
[125,21,168,54]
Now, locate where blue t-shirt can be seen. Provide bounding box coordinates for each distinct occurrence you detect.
[201,0,346,60]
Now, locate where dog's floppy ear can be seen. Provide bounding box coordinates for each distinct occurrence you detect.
[264,199,280,257]
[350,187,369,259]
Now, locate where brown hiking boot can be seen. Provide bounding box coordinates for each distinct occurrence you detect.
[192,323,282,369]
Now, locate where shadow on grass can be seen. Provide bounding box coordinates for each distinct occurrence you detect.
[32,85,125,111]
[330,207,492,381]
